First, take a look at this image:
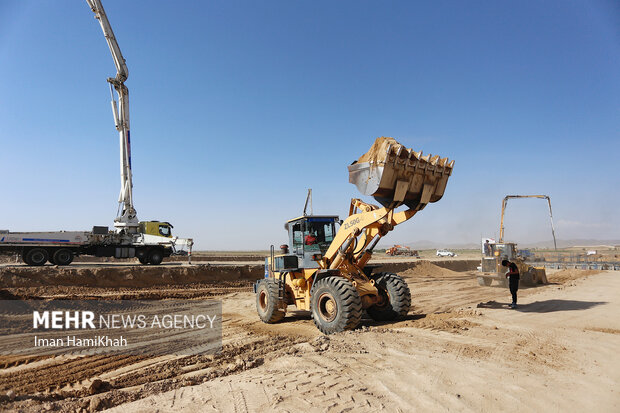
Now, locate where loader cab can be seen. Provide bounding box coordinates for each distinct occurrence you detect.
[493,243,517,261]
[138,221,173,238]
[285,215,339,269]
[481,242,518,273]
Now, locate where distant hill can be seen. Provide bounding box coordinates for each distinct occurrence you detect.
[379,239,620,250]
[378,240,479,250]
[520,239,620,249]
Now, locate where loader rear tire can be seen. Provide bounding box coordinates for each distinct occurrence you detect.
[24,248,48,266]
[310,276,362,334]
[367,273,411,321]
[256,279,286,323]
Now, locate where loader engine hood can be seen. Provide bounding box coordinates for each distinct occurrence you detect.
[348,137,454,210]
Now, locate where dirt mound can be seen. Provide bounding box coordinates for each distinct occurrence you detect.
[4,281,252,300]
[374,259,479,275]
[547,269,602,284]
[435,260,479,272]
[0,264,264,289]
[399,261,461,278]
[395,311,481,332]
[357,136,400,163]
[71,255,265,263]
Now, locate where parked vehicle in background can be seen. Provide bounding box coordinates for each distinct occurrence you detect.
[436,249,457,257]
[386,245,419,257]
[0,223,191,266]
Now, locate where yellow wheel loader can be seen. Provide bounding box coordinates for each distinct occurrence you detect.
[255,137,455,334]
[478,242,548,287]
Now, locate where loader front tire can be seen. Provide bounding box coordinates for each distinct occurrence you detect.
[256,279,286,323]
[310,276,362,334]
[367,273,411,321]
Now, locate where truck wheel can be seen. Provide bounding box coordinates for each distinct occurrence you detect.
[24,248,48,266]
[53,249,74,266]
[138,256,149,265]
[256,278,286,323]
[22,252,33,265]
[367,273,411,321]
[477,276,492,286]
[148,249,164,265]
[310,276,362,334]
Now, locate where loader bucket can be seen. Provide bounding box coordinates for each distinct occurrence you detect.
[348,137,455,210]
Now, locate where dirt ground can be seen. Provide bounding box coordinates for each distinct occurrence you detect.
[0,260,618,412]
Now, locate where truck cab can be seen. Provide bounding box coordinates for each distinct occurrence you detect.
[139,221,173,238]
[285,215,339,269]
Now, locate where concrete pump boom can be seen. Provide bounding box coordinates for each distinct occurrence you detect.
[86,0,138,232]
[499,195,557,250]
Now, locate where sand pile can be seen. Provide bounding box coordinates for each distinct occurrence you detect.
[398,311,481,332]
[398,261,461,278]
[548,269,602,284]
[357,136,401,163]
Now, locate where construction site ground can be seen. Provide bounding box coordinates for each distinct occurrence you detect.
[0,255,618,412]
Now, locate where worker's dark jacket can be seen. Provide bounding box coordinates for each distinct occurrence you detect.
[506,263,519,280]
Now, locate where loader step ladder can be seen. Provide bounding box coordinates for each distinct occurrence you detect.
[278,271,287,302]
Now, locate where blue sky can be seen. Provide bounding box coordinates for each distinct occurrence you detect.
[0,0,618,250]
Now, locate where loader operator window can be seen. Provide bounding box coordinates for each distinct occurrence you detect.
[292,224,304,248]
[323,223,334,242]
[303,221,335,253]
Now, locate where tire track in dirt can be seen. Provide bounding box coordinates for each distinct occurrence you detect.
[0,284,306,412]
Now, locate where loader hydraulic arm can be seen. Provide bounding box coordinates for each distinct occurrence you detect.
[86,0,138,232]
[321,199,421,271]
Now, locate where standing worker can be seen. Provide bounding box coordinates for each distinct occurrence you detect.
[484,240,492,256]
[502,259,520,308]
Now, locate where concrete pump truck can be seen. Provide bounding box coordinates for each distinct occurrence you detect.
[0,0,192,266]
[255,137,455,334]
